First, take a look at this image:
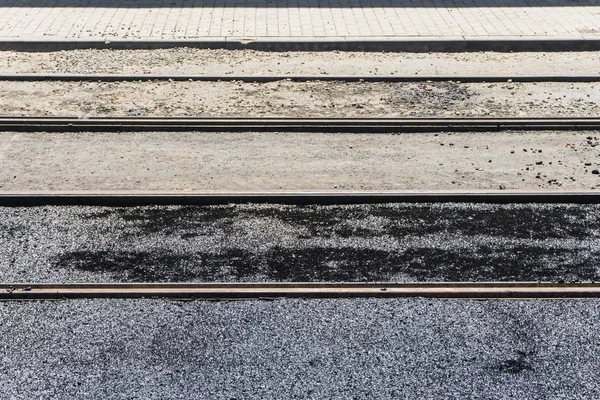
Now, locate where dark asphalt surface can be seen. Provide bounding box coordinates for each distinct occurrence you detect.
[1,298,600,399]
[1,203,599,282]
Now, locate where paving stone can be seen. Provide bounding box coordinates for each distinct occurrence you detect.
[0,0,597,40]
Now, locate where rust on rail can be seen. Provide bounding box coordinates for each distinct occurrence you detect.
[1,116,600,132]
[1,190,600,206]
[2,282,600,300]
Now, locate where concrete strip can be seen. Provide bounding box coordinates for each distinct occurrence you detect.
[1,131,598,192]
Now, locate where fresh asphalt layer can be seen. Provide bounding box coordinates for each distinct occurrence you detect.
[1,203,599,283]
[2,298,600,399]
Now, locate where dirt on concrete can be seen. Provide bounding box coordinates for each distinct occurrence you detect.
[0,80,599,117]
[1,49,599,77]
[1,131,598,192]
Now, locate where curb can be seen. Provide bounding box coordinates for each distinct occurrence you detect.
[1,37,600,52]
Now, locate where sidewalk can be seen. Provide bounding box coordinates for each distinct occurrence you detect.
[0,0,599,50]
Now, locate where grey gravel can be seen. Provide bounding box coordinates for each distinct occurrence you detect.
[1,298,600,399]
[1,203,599,283]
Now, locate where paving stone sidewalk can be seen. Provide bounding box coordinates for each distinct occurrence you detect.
[0,0,598,40]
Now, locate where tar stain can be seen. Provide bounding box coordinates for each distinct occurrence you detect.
[53,245,600,282]
[54,248,402,282]
[53,251,199,281]
[264,247,402,281]
[497,351,534,374]
[118,206,238,230]
[238,204,592,240]
[79,204,596,240]
[48,204,600,282]
[402,246,599,281]
[0,221,27,239]
[369,205,593,240]
[80,206,239,236]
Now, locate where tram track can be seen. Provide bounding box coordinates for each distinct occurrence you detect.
[2,282,600,300]
[2,116,600,132]
[1,74,600,83]
[3,75,599,302]
[1,190,600,206]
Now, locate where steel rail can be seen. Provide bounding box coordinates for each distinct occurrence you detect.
[1,74,600,83]
[2,116,600,132]
[1,190,599,206]
[1,282,599,299]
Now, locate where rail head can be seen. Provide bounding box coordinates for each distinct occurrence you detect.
[1,190,600,206]
[2,282,600,300]
[0,116,600,132]
[1,74,600,83]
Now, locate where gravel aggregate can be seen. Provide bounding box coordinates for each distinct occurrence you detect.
[2,297,600,399]
[1,203,599,283]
